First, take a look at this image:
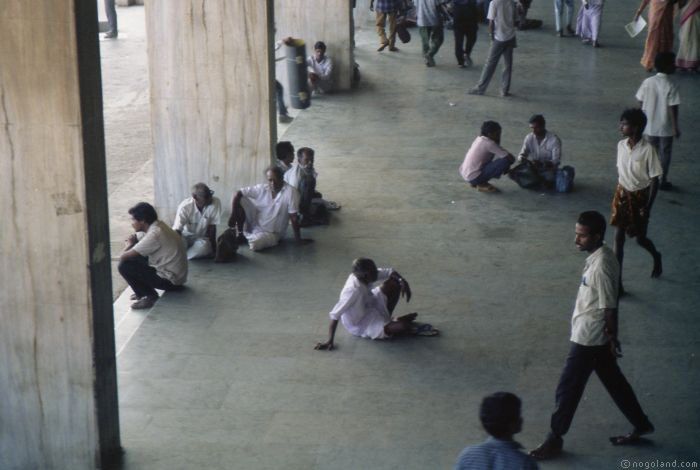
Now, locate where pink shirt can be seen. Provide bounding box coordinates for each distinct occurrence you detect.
[459,136,510,181]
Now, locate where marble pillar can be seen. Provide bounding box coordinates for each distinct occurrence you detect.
[0,0,119,468]
[146,0,276,221]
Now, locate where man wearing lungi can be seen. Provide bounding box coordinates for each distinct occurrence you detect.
[610,108,663,295]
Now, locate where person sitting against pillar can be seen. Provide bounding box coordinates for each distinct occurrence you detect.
[118,202,188,310]
[172,182,222,260]
[284,147,330,226]
[307,41,334,94]
[517,114,562,186]
[275,141,295,173]
[314,258,439,351]
[459,120,516,193]
[228,165,312,251]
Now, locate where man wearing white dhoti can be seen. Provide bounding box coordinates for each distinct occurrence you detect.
[314,258,438,351]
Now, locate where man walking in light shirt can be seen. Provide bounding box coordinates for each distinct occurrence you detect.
[529,211,654,460]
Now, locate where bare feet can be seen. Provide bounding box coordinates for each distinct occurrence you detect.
[651,252,663,278]
[396,312,418,322]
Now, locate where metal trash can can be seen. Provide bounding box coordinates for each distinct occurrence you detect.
[285,39,311,109]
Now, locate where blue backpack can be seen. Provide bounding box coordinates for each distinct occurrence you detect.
[556,166,575,193]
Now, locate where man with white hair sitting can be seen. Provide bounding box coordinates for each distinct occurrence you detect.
[173,182,222,259]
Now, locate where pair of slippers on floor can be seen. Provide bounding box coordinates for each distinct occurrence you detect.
[411,323,439,337]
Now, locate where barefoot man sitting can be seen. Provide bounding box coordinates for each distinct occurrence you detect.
[315,258,438,351]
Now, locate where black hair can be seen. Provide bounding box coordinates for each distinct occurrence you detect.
[479,392,522,439]
[265,164,285,181]
[480,121,501,137]
[577,211,607,239]
[128,202,158,224]
[654,52,676,74]
[620,108,647,138]
[352,258,378,283]
[528,114,546,127]
[314,41,327,51]
[296,147,315,158]
[275,141,294,159]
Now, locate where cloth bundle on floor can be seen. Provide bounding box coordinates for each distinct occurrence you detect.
[214,228,238,263]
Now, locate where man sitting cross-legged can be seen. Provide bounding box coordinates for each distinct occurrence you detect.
[459,120,516,193]
[284,147,331,226]
[228,165,312,251]
[173,182,222,260]
[517,114,562,187]
[315,258,438,351]
[118,202,188,310]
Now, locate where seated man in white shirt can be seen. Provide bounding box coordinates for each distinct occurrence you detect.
[228,165,312,251]
[173,183,222,260]
[118,202,188,309]
[307,41,333,94]
[314,258,438,351]
[518,114,562,186]
[284,147,329,226]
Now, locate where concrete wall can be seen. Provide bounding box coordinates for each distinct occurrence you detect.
[0,1,119,468]
[146,0,276,221]
[274,0,354,90]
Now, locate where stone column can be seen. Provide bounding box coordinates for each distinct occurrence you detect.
[274,0,354,91]
[0,0,120,468]
[146,0,276,221]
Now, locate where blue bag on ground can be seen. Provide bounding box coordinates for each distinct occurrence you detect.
[556,166,575,193]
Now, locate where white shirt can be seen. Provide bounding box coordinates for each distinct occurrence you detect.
[416,0,445,26]
[329,268,393,338]
[488,0,517,42]
[133,220,188,285]
[571,245,619,346]
[635,73,681,137]
[284,163,318,190]
[240,182,299,236]
[616,138,663,192]
[519,131,562,165]
[306,55,333,82]
[172,196,222,239]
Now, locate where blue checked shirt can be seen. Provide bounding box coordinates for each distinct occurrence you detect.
[374,0,401,12]
[454,438,539,470]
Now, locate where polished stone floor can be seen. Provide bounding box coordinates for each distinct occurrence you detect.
[105,2,700,469]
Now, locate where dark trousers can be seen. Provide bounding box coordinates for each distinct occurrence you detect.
[550,342,650,438]
[468,156,512,185]
[104,0,117,33]
[453,3,479,63]
[419,26,445,58]
[118,256,178,299]
[474,37,515,94]
[275,81,288,116]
